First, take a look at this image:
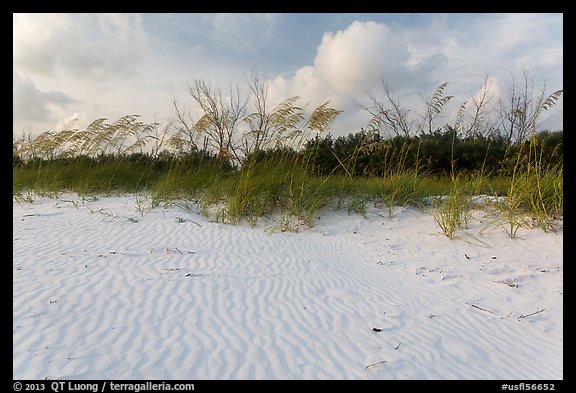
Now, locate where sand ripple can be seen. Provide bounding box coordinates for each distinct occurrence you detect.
[13,196,562,379]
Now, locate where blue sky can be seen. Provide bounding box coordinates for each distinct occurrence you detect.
[13,13,563,138]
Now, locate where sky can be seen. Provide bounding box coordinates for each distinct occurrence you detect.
[13,13,563,140]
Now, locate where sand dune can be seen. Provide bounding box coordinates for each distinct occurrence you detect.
[13,194,562,380]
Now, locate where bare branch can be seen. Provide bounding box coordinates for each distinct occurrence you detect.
[461,75,497,138]
[187,78,248,164]
[362,78,413,138]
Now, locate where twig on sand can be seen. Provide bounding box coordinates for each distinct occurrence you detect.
[518,309,545,320]
[365,360,387,369]
[493,280,518,288]
[465,303,497,315]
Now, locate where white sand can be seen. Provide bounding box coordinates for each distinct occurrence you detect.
[13,194,563,380]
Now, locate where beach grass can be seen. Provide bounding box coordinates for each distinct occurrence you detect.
[14,142,561,237]
[13,90,562,236]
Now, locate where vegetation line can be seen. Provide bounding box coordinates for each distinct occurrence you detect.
[13,75,562,236]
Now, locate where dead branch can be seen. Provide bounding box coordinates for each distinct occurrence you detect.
[493,280,518,288]
[518,309,545,320]
[465,303,497,315]
[365,360,387,369]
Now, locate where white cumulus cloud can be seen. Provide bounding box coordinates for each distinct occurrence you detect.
[314,20,412,94]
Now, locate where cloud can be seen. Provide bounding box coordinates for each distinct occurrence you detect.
[13,13,147,80]
[314,21,411,94]
[13,72,76,128]
[211,13,277,54]
[425,14,561,86]
[12,14,562,137]
[481,13,560,54]
[264,20,448,136]
[54,112,91,131]
[228,14,562,135]
[13,13,152,134]
[97,13,147,46]
[268,19,449,102]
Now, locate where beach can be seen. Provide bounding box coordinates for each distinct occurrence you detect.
[13,194,563,380]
